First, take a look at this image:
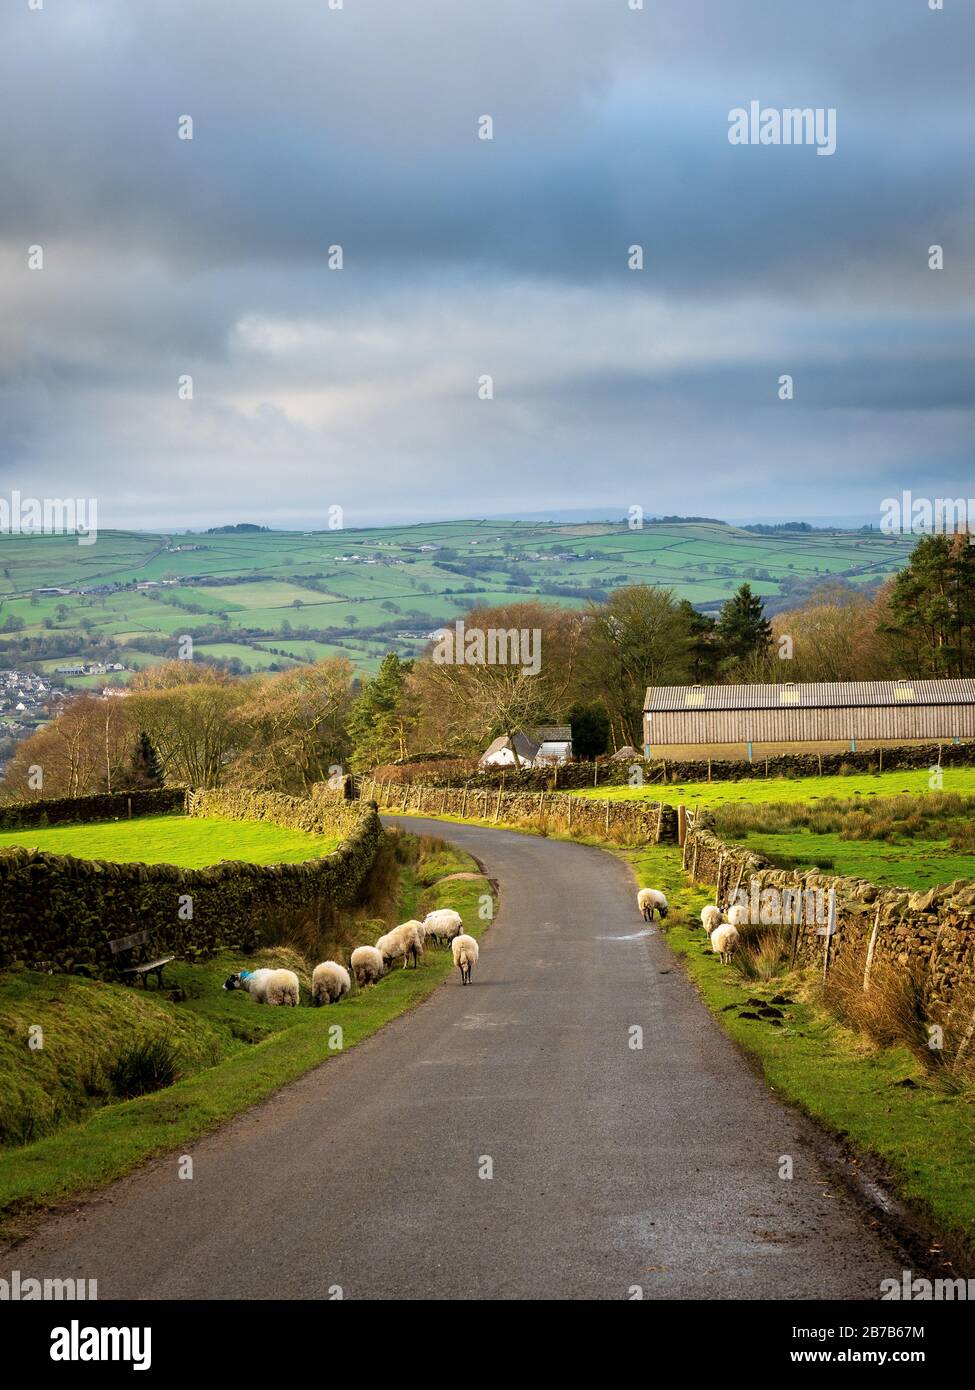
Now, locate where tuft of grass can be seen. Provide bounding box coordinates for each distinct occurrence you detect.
[108,1036,180,1099]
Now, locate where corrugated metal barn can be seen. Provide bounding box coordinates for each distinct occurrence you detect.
[643,679,975,752]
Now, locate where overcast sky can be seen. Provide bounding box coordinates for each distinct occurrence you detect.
[1,0,972,531]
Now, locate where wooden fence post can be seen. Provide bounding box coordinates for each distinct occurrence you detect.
[677,804,687,848]
[494,788,503,822]
[461,786,468,818]
[862,904,882,991]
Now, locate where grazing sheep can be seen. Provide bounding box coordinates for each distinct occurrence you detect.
[375,920,424,969]
[725,903,748,929]
[709,924,740,965]
[451,933,479,985]
[701,904,724,934]
[423,908,463,948]
[223,967,300,1007]
[350,945,384,988]
[637,888,669,922]
[311,961,351,1006]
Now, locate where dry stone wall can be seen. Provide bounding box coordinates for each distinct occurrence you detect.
[683,822,975,1022]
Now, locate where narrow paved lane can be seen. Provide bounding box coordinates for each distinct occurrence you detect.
[9,816,904,1299]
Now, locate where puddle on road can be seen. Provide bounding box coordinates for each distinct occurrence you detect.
[595,928,657,941]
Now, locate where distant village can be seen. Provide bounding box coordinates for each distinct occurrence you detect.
[0,669,67,743]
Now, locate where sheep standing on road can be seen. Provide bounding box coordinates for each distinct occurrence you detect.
[637,888,669,922]
[423,908,463,948]
[376,920,424,969]
[223,967,300,1007]
[451,933,479,985]
[350,945,384,988]
[709,924,740,965]
[311,961,351,1006]
[701,904,724,934]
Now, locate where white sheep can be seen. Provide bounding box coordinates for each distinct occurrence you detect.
[637,888,669,922]
[709,923,740,964]
[451,933,479,985]
[701,904,724,934]
[422,908,463,948]
[725,903,748,929]
[223,967,300,1006]
[375,920,424,969]
[350,945,384,988]
[311,960,351,1006]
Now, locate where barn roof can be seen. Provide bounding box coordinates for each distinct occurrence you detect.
[644,679,975,712]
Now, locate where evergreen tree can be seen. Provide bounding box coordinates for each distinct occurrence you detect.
[883,534,975,677]
[131,730,164,787]
[716,583,772,665]
[566,702,610,759]
[346,653,415,771]
[677,600,720,681]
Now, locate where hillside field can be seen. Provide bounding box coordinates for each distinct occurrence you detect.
[0,520,914,679]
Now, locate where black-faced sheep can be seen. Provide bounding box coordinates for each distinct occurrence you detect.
[223,967,300,1006]
[637,888,669,922]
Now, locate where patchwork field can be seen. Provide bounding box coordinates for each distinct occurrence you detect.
[0,520,915,679]
[0,814,341,867]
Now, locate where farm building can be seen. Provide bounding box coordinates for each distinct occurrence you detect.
[643,679,975,758]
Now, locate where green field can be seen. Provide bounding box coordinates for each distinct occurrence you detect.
[0,520,915,679]
[576,765,975,810]
[731,829,975,890]
[0,814,341,867]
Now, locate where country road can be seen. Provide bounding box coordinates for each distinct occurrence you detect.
[7,815,907,1300]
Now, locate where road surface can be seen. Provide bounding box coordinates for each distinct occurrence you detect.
[7,815,906,1299]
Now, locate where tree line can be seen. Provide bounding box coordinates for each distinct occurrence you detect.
[0,533,968,801]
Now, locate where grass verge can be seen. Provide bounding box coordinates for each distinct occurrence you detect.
[624,841,975,1251]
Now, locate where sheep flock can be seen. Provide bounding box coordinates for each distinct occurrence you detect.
[634,888,744,966]
[223,906,477,1009]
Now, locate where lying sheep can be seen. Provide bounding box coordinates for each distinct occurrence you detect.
[451,933,479,985]
[223,967,300,1007]
[375,920,424,969]
[350,945,384,988]
[311,960,351,1006]
[423,908,463,948]
[637,888,669,922]
[709,923,740,964]
[725,903,748,929]
[701,904,724,934]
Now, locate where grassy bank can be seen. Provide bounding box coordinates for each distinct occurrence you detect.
[0,832,492,1243]
[0,813,341,867]
[625,842,975,1250]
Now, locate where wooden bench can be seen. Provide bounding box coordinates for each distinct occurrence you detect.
[109,930,175,989]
